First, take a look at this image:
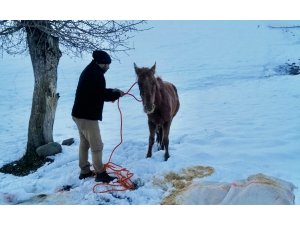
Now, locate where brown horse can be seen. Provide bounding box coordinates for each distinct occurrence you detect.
[134,62,180,161]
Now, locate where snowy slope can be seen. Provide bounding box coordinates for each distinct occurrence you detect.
[0,21,300,205]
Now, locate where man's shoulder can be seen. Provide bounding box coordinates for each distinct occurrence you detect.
[83,61,95,71]
[82,61,103,75]
[80,62,96,78]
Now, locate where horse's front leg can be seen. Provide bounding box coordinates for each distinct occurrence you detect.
[162,121,172,161]
[146,120,156,158]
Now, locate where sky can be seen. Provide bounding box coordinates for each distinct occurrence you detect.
[1,16,300,225]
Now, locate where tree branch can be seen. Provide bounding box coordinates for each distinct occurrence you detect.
[0,21,23,35]
[0,20,147,57]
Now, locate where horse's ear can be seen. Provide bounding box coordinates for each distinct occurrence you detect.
[134,62,139,75]
[151,62,156,73]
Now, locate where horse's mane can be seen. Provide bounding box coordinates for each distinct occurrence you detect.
[156,76,163,83]
[155,76,164,88]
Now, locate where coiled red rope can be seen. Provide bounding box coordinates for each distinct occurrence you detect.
[93,82,142,193]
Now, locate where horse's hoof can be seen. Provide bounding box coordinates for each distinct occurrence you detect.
[164,155,170,161]
[146,154,152,158]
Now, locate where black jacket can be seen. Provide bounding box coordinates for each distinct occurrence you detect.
[72,60,120,121]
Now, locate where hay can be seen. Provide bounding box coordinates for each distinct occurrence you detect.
[157,165,215,205]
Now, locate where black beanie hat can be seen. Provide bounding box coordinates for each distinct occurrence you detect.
[92,50,111,64]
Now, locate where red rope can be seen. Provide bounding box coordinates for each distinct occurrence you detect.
[93,82,142,194]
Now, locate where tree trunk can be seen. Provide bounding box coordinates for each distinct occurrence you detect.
[24,21,62,161]
[0,21,62,175]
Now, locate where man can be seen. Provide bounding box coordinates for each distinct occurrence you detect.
[72,50,124,183]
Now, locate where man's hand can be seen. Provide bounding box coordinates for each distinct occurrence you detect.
[118,89,125,97]
[113,88,125,97]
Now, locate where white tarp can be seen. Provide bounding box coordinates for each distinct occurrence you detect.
[173,173,295,205]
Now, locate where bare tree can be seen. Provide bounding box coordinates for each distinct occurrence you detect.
[0,20,145,175]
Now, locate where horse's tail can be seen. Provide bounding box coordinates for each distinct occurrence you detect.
[171,84,180,117]
[172,84,178,96]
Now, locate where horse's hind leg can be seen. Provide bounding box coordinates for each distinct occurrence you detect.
[156,125,163,150]
[146,120,156,158]
[162,121,172,161]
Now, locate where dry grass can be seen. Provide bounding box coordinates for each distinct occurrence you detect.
[155,165,214,205]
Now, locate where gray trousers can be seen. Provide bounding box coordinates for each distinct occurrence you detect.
[72,117,105,174]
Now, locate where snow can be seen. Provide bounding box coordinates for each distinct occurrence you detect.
[1,20,300,213]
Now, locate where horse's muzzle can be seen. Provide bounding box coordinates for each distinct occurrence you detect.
[144,104,156,114]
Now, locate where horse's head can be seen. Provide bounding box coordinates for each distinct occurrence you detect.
[134,62,157,114]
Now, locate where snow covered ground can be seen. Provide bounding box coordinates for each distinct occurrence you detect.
[1,21,300,207]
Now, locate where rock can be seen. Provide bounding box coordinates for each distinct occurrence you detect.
[36,142,62,157]
[171,173,295,205]
[62,138,74,146]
